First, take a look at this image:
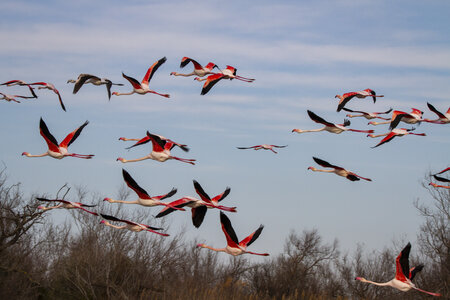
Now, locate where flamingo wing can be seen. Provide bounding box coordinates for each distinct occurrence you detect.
[39,118,60,153]
[154,188,177,201]
[237,146,258,149]
[52,88,66,112]
[307,110,335,127]
[427,102,445,119]
[372,131,397,148]
[220,212,239,247]
[122,72,142,90]
[345,174,360,181]
[125,135,151,150]
[272,145,288,148]
[433,174,450,183]
[395,242,411,282]
[342,107,367,114]
[122,169,151,199]
[192,205,207,228]
[193,180,212,203]
[374,108,393,115]
[59,120,89,148]
[239,225,264,247]
[211,187,231,203]
[363,89,377,103]
[100,213,135,225]
[200,73,225,95]
[146,131,166,152]
[155,197,195,218]
[180,57,202,70]
[389,111,409,129]
[337,92,358,112]
[141,57,167,84]
[312,157,342,170]
[73,74,98,94]
[36,197,70,205]
[409,265,423,281]
[0,80,21,85]
[436,167,450,175]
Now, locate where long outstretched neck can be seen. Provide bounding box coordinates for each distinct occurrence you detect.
[170,156,196,165]
[104,198,139,204]
[410,133,426,136]
[102,221,126,230]
[367,133,388,138]
[292,128,325,133]
[309,168,334,173]
[117,156,151,163]
[348,129,375,133]
[147,90,170,98]
[346,114,363,118]
[39,204,62,211]
[368,120,390,125]
[430,183,450,189]
[356,278,392,287]
[113,91,135,96]
[171,72,194,77]
[22,152,48,158]
[68,153,94,159]
[198,244,226,253]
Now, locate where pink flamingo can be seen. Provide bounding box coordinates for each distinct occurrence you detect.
[28,82,66,111]
[197,212,269,256]
[424,102,450,124]
[292,110,374,135]
[368,127,426,148]
[22,118,94,159]
[37,198,98,215]
[429,169,450,189]
[112,57,170,98]
[119,133,189,152]
[67,74,123,100]
[237,144,287,154]
[342,107,392,120]
[103,169,185,211]
[308,157,372,182]
[117,131,195,164]
[368,108,423,129]
[356,242,441,296]
[100,213,169,236]
[0,92,36,103]
[335,89,384,112]
[170,57,218,77]
[1,80,38,98]
[155,180,236,228]
[194,65,255,95]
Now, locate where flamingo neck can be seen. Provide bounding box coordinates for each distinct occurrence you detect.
[114,91,135,96]
[23,152,48,158]
[102,221,126,230]
[199,244,226,253]
[118,155,151,163]
[106,198,140,204]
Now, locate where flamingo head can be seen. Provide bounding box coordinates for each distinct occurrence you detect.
[292,129,303,134]
[194,77,201,81]
[346,114,352,118]
[197,243,205,248]
[355,277,367,283]
[307,166,316,171]
[367,134,375,138]
[112,92,119,96]
[116,157,125,162]
[37,205,45,210]
[103,197,112,202]
[170,72,176,76]
[100,220,106,224]
[118,137,126,141]
[21,152,29,156]
[367,121,377,125]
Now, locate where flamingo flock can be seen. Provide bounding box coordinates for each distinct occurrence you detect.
[3,55,447,298]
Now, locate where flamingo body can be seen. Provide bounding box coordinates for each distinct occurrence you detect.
[336,89,383,112]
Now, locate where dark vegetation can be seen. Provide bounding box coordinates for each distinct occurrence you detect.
[0,169,447,299]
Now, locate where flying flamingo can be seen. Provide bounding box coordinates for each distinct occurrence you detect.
[292,110,374,135]
[1,80,38,98]
[368,128,426,148]
[100,213,169,236]
[37,197,98,215]
[368,109,423,129]
[197,212,269,256]
[155,180,236,228]
[194,65,255,95]
[119,133,189,152]
[335,89,384,112]
[112,57,170,98]
[342,107,392,120]
[28,82,66,111]
[0,92,36,103]
[355,242,441,297]
[237,144,287,154]
[103,169,185,211]
[117,131,195,165]
[308,157,372,182]
[22,118,94,159]
[429,171,450,189]
[170,57,219,77]
[424,102,450,124]
[67,74,123,100]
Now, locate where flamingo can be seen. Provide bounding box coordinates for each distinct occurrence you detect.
[292,110,374,135]
[103,169,185,211]
[342,107,392,120]
[155,180,236,228]
[119,133,189,152]
[170,57,218,77]
[368,128,426,148]
[194,65,255,95]
[424,102,450,124]
[237,144,287,154]
[67,74,123,100]
[0,80,38,98]
[355,242,441,297]
[368,109,423,129]
[0,92,36,103]
[308,157,372,182]
[112,57,170,98]
[28,82,66,111]
[100,213,169,236]
[429,171,450,189]
[37,197,98,215]
[335,89,384,112]
[197,212,269,256]
[117,131,195,165]
[22,118,94,159]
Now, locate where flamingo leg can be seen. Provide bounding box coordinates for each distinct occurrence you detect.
[170,156,196,165]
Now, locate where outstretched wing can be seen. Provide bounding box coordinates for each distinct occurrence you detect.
[193,180,211,203]
[372,131,397,148]
[154,188,177,200]
[389,111,409,130]
[237,146,258,150]
[122,169,151,199]
[146,131,166,152]
[427,102,445,119]
[180,57,202,70]
[211,187,231,203]
[39,118,60,153]
[240,225,264,247]
[220,212,239,247]
[142,57,167,84]
[122,72,142,89]
[312,157,342,170]
[155,197,195,218]
[125,135,151,150]
[36,197,70,204]
[200,73,224,95]
[59,120,89,148]
[192,206,208,228]
[433,174,450,183]
[307,110,335,127]
[395,242,411,282]
[73,74,98,94]
[337,92,358,112]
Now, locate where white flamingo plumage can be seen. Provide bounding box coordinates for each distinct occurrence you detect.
[194,65,255,95]
[368,127,426,148]
[335,89,384,112]
[170,57,218,77]
[100,213,169,236]
[368,108,423,129]
[308,157,372,182]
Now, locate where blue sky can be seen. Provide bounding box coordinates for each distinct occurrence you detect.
[0,0,449,259]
